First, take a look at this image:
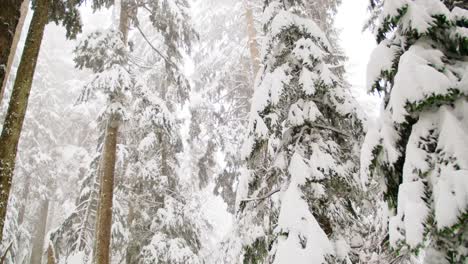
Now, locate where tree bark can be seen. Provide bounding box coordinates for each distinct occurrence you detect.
[46,242,56,264]
[0,0,50,242]
[94,121,118,264]
[0,0,29,105]
[30,198,50,264]
[245,1,260,79]
[0,0,24,103]
[94,3,128,263]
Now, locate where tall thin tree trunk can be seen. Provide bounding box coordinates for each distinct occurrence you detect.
[94,121,118,264]
[0,0,50,241]
[95,6,129,263]
[245,1,260,79]
[17,173,30,226]
[0,0,24,103]
[30,198,49,264]
[14,174,31,263]
[0,0,29,105]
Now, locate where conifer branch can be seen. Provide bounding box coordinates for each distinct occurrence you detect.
[309,123,352,138]
[240,188,281,202]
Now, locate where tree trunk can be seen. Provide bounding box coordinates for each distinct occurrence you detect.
[94,121,118,264]
[0,0,29,105]
[46,242,56,264]
[94,3,128,263]
[0,0,50,242]
[18,173,30,225]
[30,198,50,264]
[245,1,260,79]
[0,0,24,103]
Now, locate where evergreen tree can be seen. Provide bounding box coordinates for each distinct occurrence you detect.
[232,0,365,263]
[191,0,256,213]
[362,0,468,263]
[123,1,207,262]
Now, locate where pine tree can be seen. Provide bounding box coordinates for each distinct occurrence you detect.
[361,0,468,263]
[233,1,365,263]
[122,1,207,262]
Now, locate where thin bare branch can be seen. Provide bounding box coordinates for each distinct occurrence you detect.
[241,188,281,202]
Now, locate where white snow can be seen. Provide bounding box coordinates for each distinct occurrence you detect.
[388,42,452,123]
[433,170,468,229]
[274,184,333,264]
[366,40,397,92]
[390,180,429,248]
[380,0,449,35]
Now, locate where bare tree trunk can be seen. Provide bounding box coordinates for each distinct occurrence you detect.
[245,1,260,79]
[94,3,128,263]
[0,0,50,241]
[0,0,24,104]
[30,198,50,264]
[0,0,29,105]
[94,121,118,264]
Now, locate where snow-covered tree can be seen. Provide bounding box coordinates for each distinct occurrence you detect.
[362,0,468,262]
[229,1,365,263]
[122,1,209,262]
[190,0,258,213]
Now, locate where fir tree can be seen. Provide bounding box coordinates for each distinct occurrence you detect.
[362,0,468,263]
[234,0,365,263]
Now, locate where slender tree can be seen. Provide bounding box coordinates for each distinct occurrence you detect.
[245,0,261,80]
[0,0,50,242]
[93,3,129,262]
[0,0,85,241]
[30,199,50,264]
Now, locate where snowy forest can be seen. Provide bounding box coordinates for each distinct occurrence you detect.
[0,0,467,263]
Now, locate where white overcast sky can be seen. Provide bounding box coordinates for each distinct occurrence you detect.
[336,0,382,120]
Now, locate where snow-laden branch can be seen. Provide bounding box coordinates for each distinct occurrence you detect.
[240,188,281,202]
[134,22,180,71]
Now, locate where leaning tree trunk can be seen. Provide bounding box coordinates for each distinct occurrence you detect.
[244,1,260,79]
[0,0,49,241]
[0,0,29,105]
[94,5,129,262]
[30,198,50,264]
[0,0,24,103]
